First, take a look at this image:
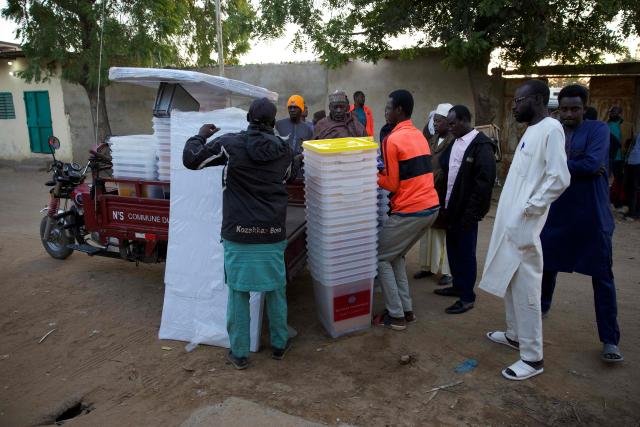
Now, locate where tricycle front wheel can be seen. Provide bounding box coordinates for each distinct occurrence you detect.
[40,216,73,259]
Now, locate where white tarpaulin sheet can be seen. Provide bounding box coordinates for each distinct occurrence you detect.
[108,67,278,111]
[159,109,264,352]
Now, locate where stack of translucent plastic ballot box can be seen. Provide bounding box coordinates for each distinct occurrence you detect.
[108,134,163,198]
[303,137,380,337]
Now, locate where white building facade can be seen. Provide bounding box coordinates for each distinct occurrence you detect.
[0,41,72,162]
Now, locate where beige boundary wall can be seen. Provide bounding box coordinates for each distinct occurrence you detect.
[327,56,475,138]
[2,54,476,164]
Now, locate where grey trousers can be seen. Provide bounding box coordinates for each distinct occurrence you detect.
[377,211,438,318]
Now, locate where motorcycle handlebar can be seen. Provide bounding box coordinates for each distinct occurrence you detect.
[48,160,63,172]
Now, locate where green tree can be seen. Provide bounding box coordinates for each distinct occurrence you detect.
[256,0,638,124]
[187,0,254,66]
[2,0,254,143]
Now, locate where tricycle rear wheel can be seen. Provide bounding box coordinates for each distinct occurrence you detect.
[40,216,73,259]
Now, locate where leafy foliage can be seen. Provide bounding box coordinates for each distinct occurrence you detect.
[184,0,255,66]
[2,0,255,89]
[255,0,637,70]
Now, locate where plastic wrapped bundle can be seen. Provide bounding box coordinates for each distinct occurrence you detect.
[109,67,278,111]
[159,108,266,353]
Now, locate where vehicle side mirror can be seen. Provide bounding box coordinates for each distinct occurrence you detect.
[48,136,60,151]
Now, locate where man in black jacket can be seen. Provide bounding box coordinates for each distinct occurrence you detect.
[183,98,300,369]
[434,105,496,314]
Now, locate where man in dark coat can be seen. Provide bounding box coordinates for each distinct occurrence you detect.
[433,105,496,314]
[183,98,300,370]
[540,84,623,363]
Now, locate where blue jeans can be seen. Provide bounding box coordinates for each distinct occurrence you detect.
[446,222,478,303]
[541,270,620,345]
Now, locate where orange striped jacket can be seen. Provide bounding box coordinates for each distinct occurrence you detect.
[378,120,440,213]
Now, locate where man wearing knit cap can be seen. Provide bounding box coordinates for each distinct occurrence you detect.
[313,90,367,139]
[183,97,301,370]
[276,94,313,156]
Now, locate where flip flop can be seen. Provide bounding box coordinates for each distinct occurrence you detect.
[486,331,519,350]
[501,360,544,381]
[602,344,624,363]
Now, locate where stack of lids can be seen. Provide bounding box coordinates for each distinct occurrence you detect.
[109,135,158,180]
[153,117,171,181]
[302,137,379,286]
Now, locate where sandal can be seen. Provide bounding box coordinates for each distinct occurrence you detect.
[486,331,519,350]
[501,360,544,381]
[601,344,624,363]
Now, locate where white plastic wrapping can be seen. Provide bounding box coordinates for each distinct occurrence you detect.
[159,108,265,352]
[109,67,278,111]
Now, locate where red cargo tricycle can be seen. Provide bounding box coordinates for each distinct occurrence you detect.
[39,136,307,281]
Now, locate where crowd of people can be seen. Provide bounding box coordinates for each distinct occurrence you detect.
[182,79,627,379]
[607,105,640,220]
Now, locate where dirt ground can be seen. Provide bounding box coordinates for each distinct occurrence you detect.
[0,166,639,427]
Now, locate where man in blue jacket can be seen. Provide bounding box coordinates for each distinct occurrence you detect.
[540,84,623,363]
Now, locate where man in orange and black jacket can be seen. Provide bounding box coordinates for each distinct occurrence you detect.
[373,89,440,331]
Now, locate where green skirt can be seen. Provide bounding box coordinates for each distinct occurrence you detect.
[223,240,287,292]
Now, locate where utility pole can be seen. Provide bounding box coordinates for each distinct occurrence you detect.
[215,0,224,76]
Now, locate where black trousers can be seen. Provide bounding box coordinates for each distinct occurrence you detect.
[446,222,478,303]
[624,164,640,217]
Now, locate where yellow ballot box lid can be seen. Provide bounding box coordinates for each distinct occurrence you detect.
[302,137,377,154]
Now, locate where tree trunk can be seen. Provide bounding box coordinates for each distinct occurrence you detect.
[85,84,112,146]
[467,60,502,126]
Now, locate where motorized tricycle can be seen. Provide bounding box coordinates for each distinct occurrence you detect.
[39,136,307,280]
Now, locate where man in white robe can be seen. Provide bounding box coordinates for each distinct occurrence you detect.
[479,80,570,381]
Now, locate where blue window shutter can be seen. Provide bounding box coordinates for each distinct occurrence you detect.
[0,92,16,119]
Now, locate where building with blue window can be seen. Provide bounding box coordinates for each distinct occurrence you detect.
[0,41,73,163]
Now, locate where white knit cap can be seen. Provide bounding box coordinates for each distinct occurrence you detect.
[435,103,454,117]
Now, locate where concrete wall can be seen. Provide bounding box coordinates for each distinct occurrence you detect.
[0,58,73,162]
[62,81,156,164]
[198,63,328,122]
[210,56,476,135]
[199,56,475,137]
[57,55,475,164]
[328,56,475,136]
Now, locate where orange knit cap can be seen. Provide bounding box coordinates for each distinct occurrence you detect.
[287,95,305,111]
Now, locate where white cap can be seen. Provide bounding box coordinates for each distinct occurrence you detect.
[435,103,454,118]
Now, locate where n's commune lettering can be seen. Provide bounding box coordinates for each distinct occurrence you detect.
[111,210,169,224]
